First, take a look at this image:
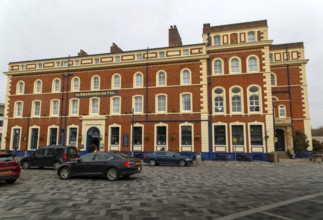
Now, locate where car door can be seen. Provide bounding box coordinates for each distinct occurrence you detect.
[87,153,113,175]
[72,153,96,175]
[164,151,177,164]
[154,151,167,163]
[30,148,47,167]
[43,148,56,167]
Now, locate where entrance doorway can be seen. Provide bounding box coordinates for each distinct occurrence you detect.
[86,127,100,152]
[275,129,285,151]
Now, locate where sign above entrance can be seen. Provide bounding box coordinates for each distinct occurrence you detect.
[74,90,118,98]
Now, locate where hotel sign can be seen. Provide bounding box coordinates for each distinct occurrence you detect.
[74,90,118,98]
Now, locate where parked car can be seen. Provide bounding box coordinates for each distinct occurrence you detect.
[143,151,193,167]
[20,145,79,170]
[0,152,21,184]
[57,152,142,181]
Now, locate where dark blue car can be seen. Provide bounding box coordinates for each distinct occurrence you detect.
[143,151,193,167]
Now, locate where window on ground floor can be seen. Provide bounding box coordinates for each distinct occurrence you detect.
[111,127,120,145]
[133,127,142,145]
[156,126,166,146]
[214,125,226,145]
[250,125,263,146]
[181,125,192,146]
[232,125,244,145]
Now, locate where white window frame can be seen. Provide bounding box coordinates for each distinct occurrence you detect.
[156,71,167,86]
[70,99,79,116]
[278,105,286,118]
[155,123,168,150]
[91,76,100,90]
[159,51,165,59]
[270,73,277,86]
[247,31,256,42]
[50,99,60,117]
[10,126,22,150]
[112,74,121,89]
[32,100,41,117]
[134,72,143,88]
[47,125,59,146]
[179,123,194,148]
[34,80,42,94]
[111,96,121,115]
[72,77,80,91]
[156,94,167,113]
[90,97,100,115]
[247,85,262,114]
[230,122,246,149]
[248,122,265,147]
[181,69,191,85]
[133,95,143,114]
[247,55,259,72]
[230,86,244,114]
[229,57,241,74]
[14,101,23,118]
[213,87,226,115]
[52,78,61,93]
[95,58,100,64]
[212,123,227,148]
[182,49,189,56]
[180,93,192,113]
[16,81,25,95]
[109,124,121,151]
[28,125,40,150]
[67,125,79,147]
[213,59,224,75]
[213,35,221,46]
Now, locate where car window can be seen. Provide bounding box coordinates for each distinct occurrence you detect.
[113,152,132,159]
[34,148,46,157]
[165,151,174,156]
[95,154,112,161]
[0,154,13,161]
[155,152,166,156]
[80,153,96,162]
[173,152,181,157]
[46,148,55,156]
[67,147,78,155]
[55,148,64,155]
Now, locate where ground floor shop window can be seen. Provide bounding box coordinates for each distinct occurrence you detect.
[181,125,192,145]
[12,128,20,150]
[30,128,39,149]
[156,126,166,145]
[69,128,77,146]
[214,125,226,145]
[111,127,120,145]
[232,125,244,145]
[250,125,263,145]
[49,128,57,145]
[133,127,142,145]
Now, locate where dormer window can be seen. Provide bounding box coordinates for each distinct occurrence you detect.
[159,51,165,59]
[247,31,256,42]
[136,54,142,60]
[182,49,189,56]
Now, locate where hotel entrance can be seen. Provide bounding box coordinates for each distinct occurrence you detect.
[86,127,100,152]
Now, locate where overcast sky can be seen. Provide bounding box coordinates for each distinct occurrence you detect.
[0,0,322,128]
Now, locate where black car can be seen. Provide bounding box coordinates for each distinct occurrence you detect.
[57,152,142,181]
[143,151,193,167]
[20,145,79,170]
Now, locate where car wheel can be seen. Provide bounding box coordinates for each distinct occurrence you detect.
[106,168,119,181]
[54,162,61,170]
[22,161,30,169]
[179,160,186,167]
[59,167,71,180]
[149,159,156,166]
[5,178,17,184]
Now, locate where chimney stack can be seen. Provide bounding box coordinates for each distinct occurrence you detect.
[169,25,182,47]
[78,49,88,56]
[110,43,123,53]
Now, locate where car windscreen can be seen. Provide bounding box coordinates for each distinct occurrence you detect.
[112,153,132,159]
[0,154,14,161]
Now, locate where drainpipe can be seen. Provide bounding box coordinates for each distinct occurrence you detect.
[207,33,213,160]
[145,47,149,121]
[285,45,295,146]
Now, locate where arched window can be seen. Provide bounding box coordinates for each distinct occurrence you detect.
[213,88,225,113]
[17,81,25,94]
[213,35,221,46]
[231,87,242,113]
[91,76,100,90]
[51,100,59,116]
[52,79,61,92]
[247,31,256,42]
[134,73,143,88]
[214,60,223,74]
[34,80,42,93]
[279,105,286,118]
[72,77,80,91]
[157,71,166,86]
[271,73,276,86]
[15,101,23,117]
[230,58,240,73]
[248,56,258,72]
[181,69,191,85]
[248,86,261,113]
[112,74,121,89]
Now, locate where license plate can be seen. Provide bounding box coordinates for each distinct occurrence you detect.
[135,162,141,166]
[138,166,141,171]
[70,158,76,161]
[0,171,11,175]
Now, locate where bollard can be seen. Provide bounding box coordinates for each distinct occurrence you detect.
[274,152,278,164]
[195,152,202,165]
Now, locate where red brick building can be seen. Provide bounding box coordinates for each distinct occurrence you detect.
[1,20,312,159]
